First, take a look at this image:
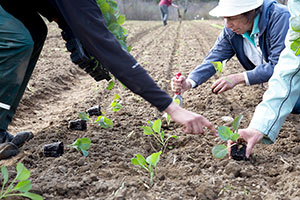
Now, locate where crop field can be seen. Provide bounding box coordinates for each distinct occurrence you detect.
[2,20,300,199]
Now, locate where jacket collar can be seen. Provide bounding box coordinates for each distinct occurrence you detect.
[258,0,277,36]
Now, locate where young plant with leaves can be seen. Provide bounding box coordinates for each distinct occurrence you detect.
[79,111,114,129]
[110,94,123,112]
[212,115,244,159]
[131,151,162,184]
[0,163,43,200]
[67,137,91,157]
[96,0,131,90]
[141,119,178,151]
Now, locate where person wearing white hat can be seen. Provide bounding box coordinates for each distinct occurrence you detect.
[228,0,300,158]
[171,0,300,112]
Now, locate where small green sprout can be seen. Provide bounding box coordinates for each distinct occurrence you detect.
[0,163,43,200]
[95,115,114,128]
[67,137,91,157]
[211,61,224,76]
[106,80,115,90]
[131,151,162,183]
[212,115,243,159]
[79,112,90,121]
[79,111,114,129]
[110,94,123,112]
[141,119,178,151]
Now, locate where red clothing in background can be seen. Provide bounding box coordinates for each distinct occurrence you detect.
[159,0,172,7]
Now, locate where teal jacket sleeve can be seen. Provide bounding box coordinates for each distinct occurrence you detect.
[249,0,300,144]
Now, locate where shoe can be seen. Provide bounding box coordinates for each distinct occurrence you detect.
[163,21,167,26]
[0,142,19,160]
[0,131,14,143]
[11,131,34,147]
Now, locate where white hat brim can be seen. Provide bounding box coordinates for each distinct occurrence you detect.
[209,0,263,17]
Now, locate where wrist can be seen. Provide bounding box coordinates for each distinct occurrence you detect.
[164,101,180,116]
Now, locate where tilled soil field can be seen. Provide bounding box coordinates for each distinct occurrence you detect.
[2,20,300,200]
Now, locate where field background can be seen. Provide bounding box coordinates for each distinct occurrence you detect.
[1,1,300,199]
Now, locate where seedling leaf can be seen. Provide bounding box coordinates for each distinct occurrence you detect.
[230,133,240,142]
[1,166,8,188]
[68,137,91,157]
[14,192,43,200]
[106,80,115,90]
[141,126,153,135]
[135,154,148,171]
[131,158,139,166]
[232,115,243,133]
[218,126,233,141]
[95,116,113,128]
[152,119,162,134]
[146,151,162,168]
[16,163,30,181]
[79,112,90,121]
[211,61,224,76]
[212,144,228,159]
[13,180,32,192]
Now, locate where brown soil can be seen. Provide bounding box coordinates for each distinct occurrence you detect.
[2,20,300,200]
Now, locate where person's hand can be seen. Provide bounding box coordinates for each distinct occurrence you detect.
[227,128,264,158]
[165,102,217,136]
[171,75,192,94]
[212,73,244,94]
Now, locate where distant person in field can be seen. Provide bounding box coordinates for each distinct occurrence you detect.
[228,0,300,158]
[0,0,216,159]
[171,0,300,112]
[159,0,180,26]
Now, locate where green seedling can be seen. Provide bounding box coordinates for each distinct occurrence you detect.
[67,137,91,157]
[97,0,131,52]
[211,61,224,76]
[79,111,114,129]
[95,115,114,128]
[79,112,90,121]
[131,151,162,183]
[106,80,115,90]
[110,94,123,112]
[0,162,43,200]
[212,114,243,159]
[290,15,300,56]
[141,119,178,151]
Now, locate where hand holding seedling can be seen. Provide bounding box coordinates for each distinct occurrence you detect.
[211,73,245,94]
[228,128,264,158]
[165,102,217,135]
[171,75,192,94]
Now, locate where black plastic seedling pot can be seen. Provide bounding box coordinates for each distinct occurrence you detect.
[230,143,247,161]
[69,119,87,131]
[86,105,101,116]
[43,142,64,157]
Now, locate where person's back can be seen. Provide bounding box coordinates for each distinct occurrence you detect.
[159,0,172,7]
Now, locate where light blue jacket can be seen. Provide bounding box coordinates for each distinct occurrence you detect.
[188,0,290,87]
[249,0,300,144]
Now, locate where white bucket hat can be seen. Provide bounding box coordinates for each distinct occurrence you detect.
[209,0,263,17]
